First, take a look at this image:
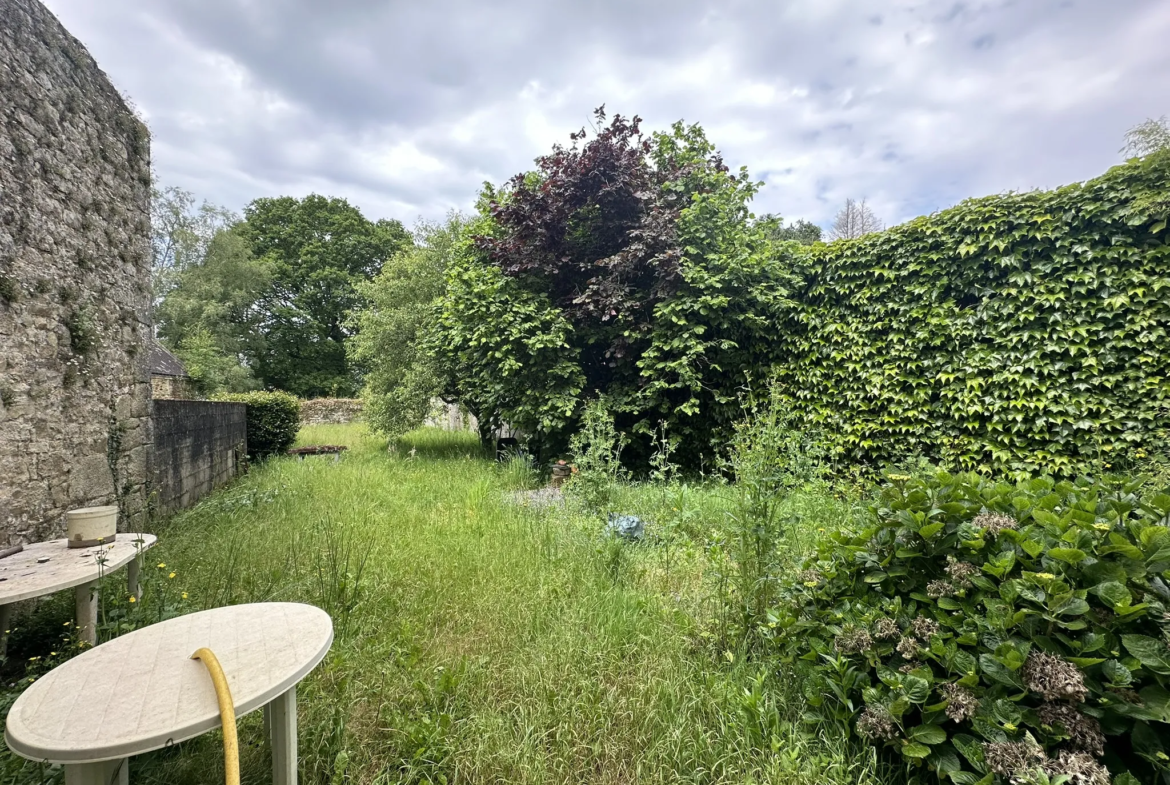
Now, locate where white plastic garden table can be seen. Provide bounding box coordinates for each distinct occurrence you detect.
[0,534,157,650]
[4,602,333,785]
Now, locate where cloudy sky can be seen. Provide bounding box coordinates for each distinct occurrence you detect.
[42,0,1170,231]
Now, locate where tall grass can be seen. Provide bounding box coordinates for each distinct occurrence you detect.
[1,424,882,785]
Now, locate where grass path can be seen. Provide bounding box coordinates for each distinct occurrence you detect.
[4,424,881,785]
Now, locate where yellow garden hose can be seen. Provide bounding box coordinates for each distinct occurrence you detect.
[191,647,241,785]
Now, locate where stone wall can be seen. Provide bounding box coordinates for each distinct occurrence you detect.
[151,374,196,401]
[0,0,153,544]
[300,398,363,425]
[152,400,246,515]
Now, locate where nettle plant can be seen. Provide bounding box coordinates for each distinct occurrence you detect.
[778,471,1170,785]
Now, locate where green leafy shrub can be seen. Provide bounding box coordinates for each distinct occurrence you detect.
[774,150,1170,475]
[778,470,1170,785]
[216,390,300,459]
[432,110,793,466]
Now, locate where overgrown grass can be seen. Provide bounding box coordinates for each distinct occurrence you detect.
[1,425,882,785]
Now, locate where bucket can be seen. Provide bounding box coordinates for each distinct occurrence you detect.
[65,506,118,549]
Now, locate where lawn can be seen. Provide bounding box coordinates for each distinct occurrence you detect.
[2,424,883,785]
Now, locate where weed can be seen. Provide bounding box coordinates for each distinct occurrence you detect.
[566,398,629,515]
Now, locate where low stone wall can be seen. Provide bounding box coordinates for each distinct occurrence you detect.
[300,398,362,425]
[151,400,246,515]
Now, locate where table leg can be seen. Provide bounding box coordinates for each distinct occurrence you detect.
[269,685,298,785]
[64,758,128,785]
[127,557,142,601]
[0,604,11,657]
[75,580,99,647]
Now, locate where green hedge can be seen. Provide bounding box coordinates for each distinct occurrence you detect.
[774,151,1170,475]
[780,471,1170,784]
[215,391,300,459]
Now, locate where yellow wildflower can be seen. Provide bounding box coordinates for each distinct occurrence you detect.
[128,596,136,603]
[157,562,166,569]
[168,572,176,579]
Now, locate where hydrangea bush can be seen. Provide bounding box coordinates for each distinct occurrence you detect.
[777,471,1170,785]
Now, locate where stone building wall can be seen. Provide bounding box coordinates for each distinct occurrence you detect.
[0,0,153,544]
[151,374,196,401]
[300,398,363,425]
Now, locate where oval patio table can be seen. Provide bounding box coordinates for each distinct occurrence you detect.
[0,533,157,650]
[5,602,333,785]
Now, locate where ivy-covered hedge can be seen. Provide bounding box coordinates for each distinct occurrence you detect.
[774,151,1170,475]
[779,471,1170,785]
[215,390,300,459]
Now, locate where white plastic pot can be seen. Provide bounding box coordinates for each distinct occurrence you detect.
[65,506,118,549]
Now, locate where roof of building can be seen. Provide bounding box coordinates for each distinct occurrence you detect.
[148,341,188,378]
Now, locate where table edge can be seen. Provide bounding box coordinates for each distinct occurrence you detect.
[4,604,333,765]
[0,534,157,605]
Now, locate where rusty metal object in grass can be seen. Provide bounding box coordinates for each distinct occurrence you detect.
[287,445,348,462]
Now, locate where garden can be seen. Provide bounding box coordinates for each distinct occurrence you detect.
[4,114,1169,785]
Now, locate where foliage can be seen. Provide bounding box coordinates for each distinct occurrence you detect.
[0,423,884,785]
[150,184,237,303]
[759,215,824,245]
[349,214,466,438]
[238,194,410,397]
[156,227,270,394]
[565,398,630,515]
[216,390,300,459]
[773,150,1170,475]
[711,383,828,647]
[1122,116,1170,158]
[827,198,884,241]
[778,469,1170,784]
[174,328,260,396]
[433,108,794,465]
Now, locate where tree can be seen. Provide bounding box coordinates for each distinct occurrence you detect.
[237,195,410,397]
[826,198,883,241]
[1121,116,1170,157]
[432,108,794,464]
[348,214,466,437]
[150,185,236,303]
[757,214,823,245]
[173,328,261,396]
[155,226,271,394]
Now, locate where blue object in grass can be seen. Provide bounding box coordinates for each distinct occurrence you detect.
[606,513,645,541]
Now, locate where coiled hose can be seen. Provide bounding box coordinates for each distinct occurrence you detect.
[191,648,241,785]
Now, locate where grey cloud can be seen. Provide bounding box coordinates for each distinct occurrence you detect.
[39,0,1170,231]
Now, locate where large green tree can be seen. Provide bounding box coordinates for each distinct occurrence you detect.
[238,195,410,397]
[150,184,236,305]
[348,214,466,437]
[155,226,270,394]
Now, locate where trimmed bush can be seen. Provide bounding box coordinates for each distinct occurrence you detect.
[215,391,300,459]
[774,151,1170,475]
[778,471,1170,784]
